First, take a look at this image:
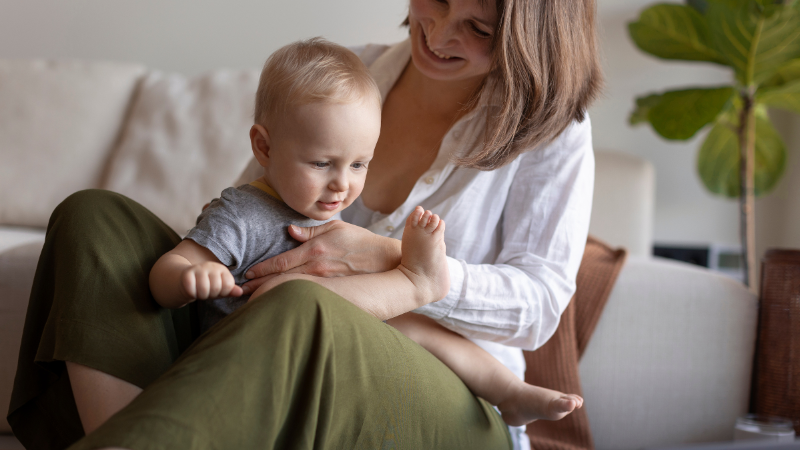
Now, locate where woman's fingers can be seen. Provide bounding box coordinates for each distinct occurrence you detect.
[245,245,309,279]
[247,220,401,280]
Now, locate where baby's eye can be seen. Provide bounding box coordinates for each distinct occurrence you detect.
[351,162,367,170]
[313,162,329,169]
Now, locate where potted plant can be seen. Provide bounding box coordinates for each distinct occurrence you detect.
[628,0,800,289]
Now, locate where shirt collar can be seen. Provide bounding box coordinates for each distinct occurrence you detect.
[249,180,282,202]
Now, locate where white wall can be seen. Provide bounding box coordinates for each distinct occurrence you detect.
[0,0,410,75]
[1,0,797,253]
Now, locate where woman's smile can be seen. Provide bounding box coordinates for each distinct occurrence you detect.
[424,29,456,60]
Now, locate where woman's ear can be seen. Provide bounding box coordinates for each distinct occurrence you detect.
[250,124,271,167]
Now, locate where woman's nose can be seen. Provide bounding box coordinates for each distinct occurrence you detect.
[427,14,458,47]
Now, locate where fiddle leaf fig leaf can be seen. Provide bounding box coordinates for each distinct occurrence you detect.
[762,58,800,88]
[687,0,709,14]
[707,0,800,85]
[647,87,735,140]
[629,94,663,125]
[758,78,800,113]
[697,111,740,197]
[752,108,787,195]
[697,106,786,197]
[629,4,727,64]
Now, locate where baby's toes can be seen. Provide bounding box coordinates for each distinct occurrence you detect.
[552,397,577,415]
[407,206,424,227]
[425,214,440,233]
[434,218,446,235]
[420,210,433,228]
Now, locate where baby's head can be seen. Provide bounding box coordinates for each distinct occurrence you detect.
[250,38,382,220]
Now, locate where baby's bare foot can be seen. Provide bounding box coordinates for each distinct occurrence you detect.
[497,384,583,426]
[398,206,450,304]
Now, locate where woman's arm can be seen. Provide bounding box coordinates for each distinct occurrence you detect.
[241,220,402,294]
[414,119,595,351]
[250,207,449,320]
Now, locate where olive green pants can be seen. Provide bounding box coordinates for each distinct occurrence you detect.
[8,190,511,450]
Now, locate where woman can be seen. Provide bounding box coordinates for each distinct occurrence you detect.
[8,0,601,448]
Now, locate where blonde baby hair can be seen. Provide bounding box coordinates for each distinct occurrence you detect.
[254,37,381,125]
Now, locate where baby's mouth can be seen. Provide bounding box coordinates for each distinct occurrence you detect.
[317,200,342,211]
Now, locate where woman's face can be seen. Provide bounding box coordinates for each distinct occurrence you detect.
[407,0,498,85]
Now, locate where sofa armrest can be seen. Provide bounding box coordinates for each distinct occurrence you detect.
[591,151,655,257]
[579,256,758,450]
[0,241,42,434]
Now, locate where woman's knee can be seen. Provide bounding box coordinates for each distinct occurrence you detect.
[247,280,345,317]
[241,280,376,335]
[50,189,127,233]
[54,189,123,215]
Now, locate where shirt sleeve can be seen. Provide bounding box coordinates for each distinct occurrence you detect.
[414,118,595,351]
[184,189,248,269]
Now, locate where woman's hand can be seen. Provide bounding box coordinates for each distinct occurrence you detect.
[241,220,401,294]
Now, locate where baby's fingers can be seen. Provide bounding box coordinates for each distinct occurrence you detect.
[220,272,243,297]
[195,273,211,299]
[181,271,198,299]
[208,271,223,298]
[229,285,244,297]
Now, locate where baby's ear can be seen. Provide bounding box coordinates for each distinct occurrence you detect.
[250,124,271,167]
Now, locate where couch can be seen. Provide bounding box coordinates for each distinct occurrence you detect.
[0,58,757,450]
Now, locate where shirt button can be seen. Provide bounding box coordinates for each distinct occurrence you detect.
[424,176,435,184]
[386,225,395,232]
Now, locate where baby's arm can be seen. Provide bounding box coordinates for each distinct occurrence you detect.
[149,240,243,309]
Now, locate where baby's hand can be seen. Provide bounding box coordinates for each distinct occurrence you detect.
[180,262,244,300]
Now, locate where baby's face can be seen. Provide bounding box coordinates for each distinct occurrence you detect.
[261,99,381,220]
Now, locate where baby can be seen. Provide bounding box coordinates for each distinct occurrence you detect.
[148,38,582,427]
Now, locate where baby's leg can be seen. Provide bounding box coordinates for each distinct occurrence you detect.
[387,313,583,426]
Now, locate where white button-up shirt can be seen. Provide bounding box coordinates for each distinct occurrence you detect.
[236,40,594,449]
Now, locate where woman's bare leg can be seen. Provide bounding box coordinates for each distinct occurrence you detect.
[387,313,582,427]
[66,362,142,435]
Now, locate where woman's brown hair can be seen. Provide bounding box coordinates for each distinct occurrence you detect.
[410,0,603,169]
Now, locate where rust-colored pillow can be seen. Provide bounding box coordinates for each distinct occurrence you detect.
[525,236,627,450]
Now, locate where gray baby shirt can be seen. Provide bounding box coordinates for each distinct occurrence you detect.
[185,183,327,332]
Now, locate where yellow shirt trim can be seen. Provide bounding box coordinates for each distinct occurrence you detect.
[249,180,282,202]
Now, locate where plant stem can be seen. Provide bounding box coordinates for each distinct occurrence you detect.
[738,90,757,291]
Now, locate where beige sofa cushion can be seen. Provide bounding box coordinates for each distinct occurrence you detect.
[0,60,145,228]
[102,70,259,235]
